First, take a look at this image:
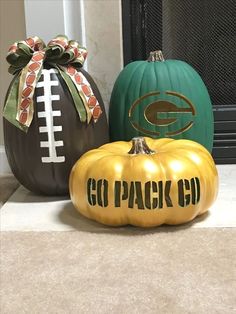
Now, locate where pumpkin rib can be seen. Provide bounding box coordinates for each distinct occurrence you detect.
[166,61,186,139]
[125,62,147,139]
[110,62,141,140]
[161,144,217,217]
[180,62,197,142]
[144,143,214,224]
[183,62,213,149]
[162,61,175,136]
[84,153,132,225]
[126,149,200,226]
[171,61,184,138]
[139,63,150,136]
[149,62,160,136]
[145,61,160,136]
[155,150,203,224]
[146,137,174,151]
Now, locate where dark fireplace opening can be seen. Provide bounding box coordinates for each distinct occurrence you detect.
[122,0,236,164]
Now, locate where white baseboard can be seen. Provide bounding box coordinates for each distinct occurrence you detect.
[0,145,11,175]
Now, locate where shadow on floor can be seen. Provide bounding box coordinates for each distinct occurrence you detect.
[58,201,210,236]
[0,175,19,207]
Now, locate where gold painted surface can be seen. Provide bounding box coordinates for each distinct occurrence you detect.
[69,137,218,228]
[144,101,193,126]
[129,91,196,136]
[131,122,160,136]
[166,121,194,136]
[165,91,196,115]
[128,91,161,118]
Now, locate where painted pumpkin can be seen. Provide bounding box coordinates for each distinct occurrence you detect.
[4,67,109,195]
[109,51,214,152]
[69,137,218,227]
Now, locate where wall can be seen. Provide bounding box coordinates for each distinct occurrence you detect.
[0,0,26,173]
[23,0,123,115]
[24,0,66,43]
[83,0,123,114]
[0,0,26,145]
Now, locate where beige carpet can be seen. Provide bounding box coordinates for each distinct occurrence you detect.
[1,175,236,314]
[1,229,236,314]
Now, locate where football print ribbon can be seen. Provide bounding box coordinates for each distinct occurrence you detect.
[3,35,102,131]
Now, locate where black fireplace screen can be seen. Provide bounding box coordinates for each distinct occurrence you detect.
[122,0,236,163]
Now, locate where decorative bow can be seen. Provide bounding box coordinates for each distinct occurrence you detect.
[3,35,102,132]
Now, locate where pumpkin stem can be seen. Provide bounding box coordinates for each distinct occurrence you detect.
[128,137,155,155]
[148,50,165,62]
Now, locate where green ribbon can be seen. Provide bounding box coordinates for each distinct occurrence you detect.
[3,73,28,131]
[57,68,87,122]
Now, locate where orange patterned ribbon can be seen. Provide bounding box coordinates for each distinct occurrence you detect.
[65,65,102,122]
[6,35,102,129]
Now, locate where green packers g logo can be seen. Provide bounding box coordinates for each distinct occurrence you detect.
[129,91,196,137]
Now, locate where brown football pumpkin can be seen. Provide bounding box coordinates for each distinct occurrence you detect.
[4,67,109,195]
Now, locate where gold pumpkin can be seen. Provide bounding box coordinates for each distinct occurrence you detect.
[69,137,218,227]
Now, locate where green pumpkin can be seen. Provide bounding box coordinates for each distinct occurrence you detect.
[109,51,214,152]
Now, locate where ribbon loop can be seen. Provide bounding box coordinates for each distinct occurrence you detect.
[4,35,102,131]
[17,50,45,126]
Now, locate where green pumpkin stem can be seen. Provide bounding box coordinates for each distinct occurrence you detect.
[128,137,155,155]
[148,50,165,62]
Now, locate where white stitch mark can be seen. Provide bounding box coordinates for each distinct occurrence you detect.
[37,111,61,118]
[40,140,64,148]
[37,95,60,103]
[36,80,58,88]
[39,126,62,133]
[36,69,65,163]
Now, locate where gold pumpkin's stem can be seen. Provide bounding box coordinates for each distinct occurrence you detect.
[148,50,165,62]
[128,137,156,155]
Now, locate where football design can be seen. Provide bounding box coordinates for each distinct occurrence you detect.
[3,67,109,195]
[36,68,65,163]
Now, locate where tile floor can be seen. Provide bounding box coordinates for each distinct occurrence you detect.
[1,165,236,231]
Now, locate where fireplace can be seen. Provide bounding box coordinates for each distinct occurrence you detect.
[122,0,236,164]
